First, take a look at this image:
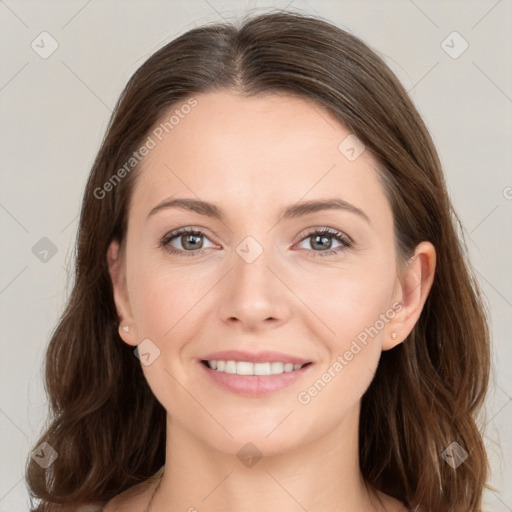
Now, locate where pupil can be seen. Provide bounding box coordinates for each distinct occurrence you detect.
[313,235,331,250]
[184,234,202,250]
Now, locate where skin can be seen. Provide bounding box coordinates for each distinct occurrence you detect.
[104,90,435,512]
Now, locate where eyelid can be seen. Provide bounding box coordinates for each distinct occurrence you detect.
[160,225,353,258]
[293,226,353,246]
[160,226,219,249]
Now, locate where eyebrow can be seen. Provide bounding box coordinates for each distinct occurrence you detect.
[147,197,371,224]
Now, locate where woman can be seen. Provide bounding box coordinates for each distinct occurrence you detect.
[26,10,491,512]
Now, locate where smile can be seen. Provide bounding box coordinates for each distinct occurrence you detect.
[199,360,313,397]
[204,360,308,375]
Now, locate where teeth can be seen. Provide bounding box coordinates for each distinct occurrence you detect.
[237,361,255,375]
[224,360,237,374]
[270,362,283,374]
[206,360,305,375]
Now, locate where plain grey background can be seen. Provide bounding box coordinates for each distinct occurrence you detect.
[1,0,511,510]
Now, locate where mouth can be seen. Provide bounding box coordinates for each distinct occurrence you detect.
[200,359,312,375]
[198,359,314,397]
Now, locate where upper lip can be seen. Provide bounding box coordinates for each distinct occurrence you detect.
[200,350,311,365]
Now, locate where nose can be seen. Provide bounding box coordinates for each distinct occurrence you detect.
[218,235,291,331]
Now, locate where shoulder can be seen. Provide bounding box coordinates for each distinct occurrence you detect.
[51,505,106,512]
[102,477,160,512]
[102,466,164,512]
[375,490,411,512]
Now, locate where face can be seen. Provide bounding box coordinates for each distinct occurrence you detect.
[109,90,420,456]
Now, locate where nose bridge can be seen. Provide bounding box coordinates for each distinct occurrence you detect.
[234,231,277,300]
[219,228,289,327]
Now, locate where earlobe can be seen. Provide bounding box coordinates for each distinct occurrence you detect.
[107,240,137,346]
[383,241,436,351]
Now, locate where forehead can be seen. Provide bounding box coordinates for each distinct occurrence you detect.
[129,90,391,227]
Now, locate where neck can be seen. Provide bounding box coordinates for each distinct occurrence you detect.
[151,403,384,512]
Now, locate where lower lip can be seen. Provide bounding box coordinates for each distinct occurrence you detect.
[198,361,313,397]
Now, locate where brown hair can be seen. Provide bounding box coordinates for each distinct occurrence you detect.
[26,9,491,511]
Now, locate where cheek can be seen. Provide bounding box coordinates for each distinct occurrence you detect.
[304,264,396,345]
[296,271,394,414]
[127,257,206,339]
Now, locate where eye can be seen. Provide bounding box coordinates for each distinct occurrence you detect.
[161,227,216,257]
[295,227,352,258]
[161,226,353,258]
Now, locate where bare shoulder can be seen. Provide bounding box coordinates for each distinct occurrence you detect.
[102,466,164,512]
[375,490,411,512]
[102,478,158,512]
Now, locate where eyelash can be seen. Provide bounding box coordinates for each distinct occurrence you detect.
[160,227,353,259]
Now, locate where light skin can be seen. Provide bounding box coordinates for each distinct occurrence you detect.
[104,90,435,512]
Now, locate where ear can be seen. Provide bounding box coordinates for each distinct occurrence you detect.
[107,240,137,347]
[383,241,436,351]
